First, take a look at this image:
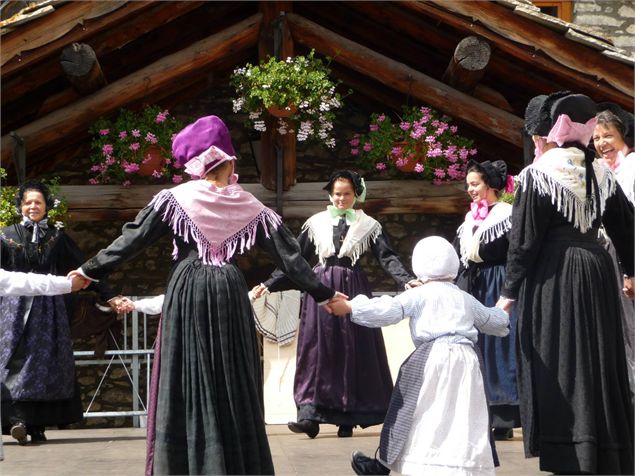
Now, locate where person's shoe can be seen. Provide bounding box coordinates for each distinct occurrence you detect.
[337,425,353,437]
[351,450,390,475]
[10,422,27,446]
[287,419,319,438]
[30,429,47,443]
[493,428,514,440]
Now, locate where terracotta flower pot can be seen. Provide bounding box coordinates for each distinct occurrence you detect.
[393,141,426,172]
[138,145,165,176]
[268,104,297,118]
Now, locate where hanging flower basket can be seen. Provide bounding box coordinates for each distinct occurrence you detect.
[351,105,477,184]
[230,49,347,148]
[267,104,297,118]
[137,145,165,176]
[87,105,184,186]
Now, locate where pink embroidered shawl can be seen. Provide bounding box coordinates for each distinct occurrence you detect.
[150,180,281,266]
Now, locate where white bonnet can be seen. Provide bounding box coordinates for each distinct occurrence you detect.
[411,236,459,282]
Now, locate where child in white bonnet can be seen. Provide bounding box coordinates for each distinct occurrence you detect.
[330,236,509,476]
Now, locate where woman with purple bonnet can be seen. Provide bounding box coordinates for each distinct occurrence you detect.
[254,170,418,439]
[71,116,339,475]
[498,93,634,474]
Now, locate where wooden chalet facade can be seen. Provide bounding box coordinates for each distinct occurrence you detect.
[1,0,633,221]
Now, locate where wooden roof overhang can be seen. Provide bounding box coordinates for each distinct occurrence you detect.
[1,1,632,220]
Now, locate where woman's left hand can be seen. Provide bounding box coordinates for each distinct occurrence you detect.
[496,296,514,314]
[405,279,422,289]
[623,277,634,301]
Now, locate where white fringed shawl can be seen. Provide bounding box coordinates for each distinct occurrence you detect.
[456,202,512,267]
[518,147,616,233]
[303,209,382,266]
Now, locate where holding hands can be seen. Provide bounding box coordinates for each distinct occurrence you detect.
[624,276,634,301]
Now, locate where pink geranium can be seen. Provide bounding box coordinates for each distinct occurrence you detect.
[102,144,114,156]
[99,129,110,136]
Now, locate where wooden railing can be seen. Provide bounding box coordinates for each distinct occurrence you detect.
[60,180,468,221]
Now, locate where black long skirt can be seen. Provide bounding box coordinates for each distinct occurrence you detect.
[517,236,634,474]
[148,258,274,475]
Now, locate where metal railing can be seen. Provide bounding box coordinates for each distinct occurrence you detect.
[73,297,157,428]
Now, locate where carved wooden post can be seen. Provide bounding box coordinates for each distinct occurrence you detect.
[60,42,108,95]
[258,2,295,193]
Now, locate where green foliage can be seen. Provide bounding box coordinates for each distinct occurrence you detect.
[0,168,70,228]
[88,105,184,186]
[230,50,346,148]
[351,106,478,184]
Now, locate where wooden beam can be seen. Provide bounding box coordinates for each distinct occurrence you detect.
[60,180,468,221]
[60,42,107,95]
[285,13,523,147]
[1,1,128,67]
[433,1,633,98]
[257,3,296,191]
[400,1,633,104]
[1,13,263,166]
[1,2,204,78]
[442,36,491,92]
[1,1,206,104]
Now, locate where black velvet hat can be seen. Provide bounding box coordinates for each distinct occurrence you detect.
[524,91,572,136]
[466,160,507,190]
[323,170,365,198]
[549,94,597,129]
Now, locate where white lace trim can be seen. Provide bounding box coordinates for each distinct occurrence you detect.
[303,209,382,266]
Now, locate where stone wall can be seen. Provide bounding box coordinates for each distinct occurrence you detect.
[573,0,635,55]
[64,82,465,428]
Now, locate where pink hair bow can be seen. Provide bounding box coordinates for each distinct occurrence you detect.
[546,114,597,147]
[470,199,490,225]
[505,175,515,193]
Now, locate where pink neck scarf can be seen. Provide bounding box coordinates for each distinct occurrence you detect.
[470,199,490,225]
[150,180,281,265]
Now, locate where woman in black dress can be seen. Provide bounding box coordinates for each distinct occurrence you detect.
[499,93,634,474]
[73,116,339,475]
[1,181,117,445]
[454,160,520,440]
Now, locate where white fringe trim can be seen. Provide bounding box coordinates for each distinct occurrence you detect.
[150,190,281,266]
[457,205,511,267]
[518,167,616,233]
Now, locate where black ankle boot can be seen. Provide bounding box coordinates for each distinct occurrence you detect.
[337,425,353,437]
[351,450,390,475]
[287,419,319,438]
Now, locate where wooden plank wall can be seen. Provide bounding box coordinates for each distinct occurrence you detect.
[60,180,468,221]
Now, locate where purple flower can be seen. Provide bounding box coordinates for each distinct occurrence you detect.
[123,162,140,174]
[414,163,424,173]
[145,132,158,144]
[349,137,360,147]
[369,124,379,132]
[434,168,446,178]
[152,170,163,178]
[155,110,169,123]
[450,125,458,134]
[396,158,408,167]
[99,129,110,136]
[377,114,386,122]
[459,148,469,160]
[469,148,478,156]
[132,129,141,138]
[172,174,183,184]
[122,180,132,188]
[88,178,100,185]
[105,157,116,166]
[351,148,359,156]
[391,146,403,156]
[399,122,411,131]
[425,135,436,144]
[375,162,386,171]
[118,131,128,140]
[90,165,101,172]
[420,107,431,115]
[102,144,114,156]
[129,142,140,151]
[363,142,372,152]
[173,160,182,169]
